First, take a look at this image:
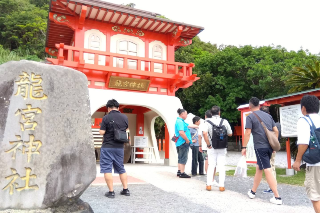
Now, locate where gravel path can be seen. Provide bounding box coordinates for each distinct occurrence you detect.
[82,184,218,213]
[81,164,313,213]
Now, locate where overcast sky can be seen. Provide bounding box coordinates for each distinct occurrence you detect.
[105,0,320,54]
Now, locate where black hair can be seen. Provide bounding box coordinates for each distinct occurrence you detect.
[211,106,220,116]
[177,108,186,115]
[301,95,319,114]
[260,106,270,113]
[205,110,212,118]
[192,116,201,124]
[106,99,120,109]
[249,97,260,107]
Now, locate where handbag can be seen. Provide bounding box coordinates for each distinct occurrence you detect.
[171,135,180,143]
[109,114,128,143]
[252,112,281,151]
[301,116,320,164]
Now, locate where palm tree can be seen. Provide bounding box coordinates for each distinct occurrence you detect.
[286,61,320,93]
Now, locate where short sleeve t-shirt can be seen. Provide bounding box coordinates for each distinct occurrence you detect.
[175,117,192,147]
[245,110,275,149]
[199,122,207,150]
[189,128,199,146]
[297,114,320,166]
[100,110,129,149]
[202,116,232,153]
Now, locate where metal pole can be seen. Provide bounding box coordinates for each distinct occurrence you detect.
[286,138,291,169]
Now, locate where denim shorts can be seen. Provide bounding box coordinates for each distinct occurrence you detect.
[177,143,190,165]
[255,148,273,170]
[100,148,126,174]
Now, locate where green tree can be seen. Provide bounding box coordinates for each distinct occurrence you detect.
[176,44,317,123]
[0,0,48,58]
[286,60,320,93]
[29,0,49,8]
[154,117,165,139]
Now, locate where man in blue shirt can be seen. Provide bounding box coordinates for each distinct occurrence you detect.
[175,108,198,178]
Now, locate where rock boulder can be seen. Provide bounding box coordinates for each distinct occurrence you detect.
[0,61,96,209]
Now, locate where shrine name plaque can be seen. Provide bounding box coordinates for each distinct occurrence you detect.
[108,76,150,92]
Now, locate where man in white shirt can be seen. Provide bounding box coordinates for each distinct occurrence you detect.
[203,106,232,192]
[199,111,211,174]
[293,95,320,213]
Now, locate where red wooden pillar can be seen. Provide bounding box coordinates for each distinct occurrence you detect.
[165,124,169,159]
[74,29,85,62]
[105,31,111,66]
[145,39,149,71]
[167,45,175,75]
[286,138,292,169]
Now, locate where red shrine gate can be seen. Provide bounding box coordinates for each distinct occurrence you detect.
[45,0,204,166]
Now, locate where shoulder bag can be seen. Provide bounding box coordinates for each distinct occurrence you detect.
[252,112,280,151]
[109,113,128,143]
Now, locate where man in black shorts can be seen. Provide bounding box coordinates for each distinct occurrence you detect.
[99,99,129,198]
[242,97,282,205]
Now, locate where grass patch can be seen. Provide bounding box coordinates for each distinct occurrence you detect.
[224,166,306,186]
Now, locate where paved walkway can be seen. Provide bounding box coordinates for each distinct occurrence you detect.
[81,159,313,213]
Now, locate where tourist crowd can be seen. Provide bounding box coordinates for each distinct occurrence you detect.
[97,95,320,213]
[174,95,320,212]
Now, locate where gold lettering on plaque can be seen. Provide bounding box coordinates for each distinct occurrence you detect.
[108,76,150,92]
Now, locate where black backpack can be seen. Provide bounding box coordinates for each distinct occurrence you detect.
[302,115,320,164]
[207,119,228,149]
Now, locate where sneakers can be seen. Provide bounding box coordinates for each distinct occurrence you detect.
[179,173,191,178]
[219,187,225,192]
[263,188,273,194]
[206,185,212,191]
[270,197,282,205]
[247,190,256,199]
[120,189,130,196]
[105,191,115,198]
[177,171,181,177]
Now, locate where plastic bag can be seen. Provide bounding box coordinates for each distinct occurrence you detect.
[234,156,247,177]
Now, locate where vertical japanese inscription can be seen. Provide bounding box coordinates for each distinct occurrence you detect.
[15,72,48,100]
[2,71,47,195]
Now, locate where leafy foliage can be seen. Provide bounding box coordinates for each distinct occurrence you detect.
[0,0,48,59]
[0,45,41,64]
[154,117,165,139]
[176,43,317,123]
[286,61,320,93]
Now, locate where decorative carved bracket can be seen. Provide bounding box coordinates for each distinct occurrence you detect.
[173,37,192,46]
[169,26,183,45]
[45,47,58,56]
[78,5,87,29]
[49,12,76,30]
[111,25,145,37]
